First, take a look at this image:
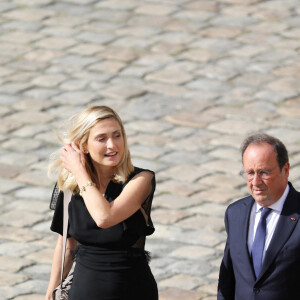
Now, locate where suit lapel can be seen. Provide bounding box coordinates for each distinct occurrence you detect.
[257,183,300,281]
[239,197,256,278]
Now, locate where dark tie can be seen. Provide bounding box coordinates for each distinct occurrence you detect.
[251,207,272,278]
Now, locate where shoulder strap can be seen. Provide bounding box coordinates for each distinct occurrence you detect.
[60,189,72,286]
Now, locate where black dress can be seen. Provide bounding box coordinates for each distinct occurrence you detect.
[50,167,158,300]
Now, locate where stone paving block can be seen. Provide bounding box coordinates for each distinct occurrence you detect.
[0,44,31,59]
[99,84,146,99]
[135,3,177,16]
[0,178,24,194]
[155,194,203,209]
[14,186,51,200]
[176,215,224,232]
[97,47,139,62]
[0,210,46,227]
[154,225,225,247]
[198,174,243,190]
[13,295,44,300]
[146,68,193,85]
[23,88,60,100]
[59,79,89,91]
[131,157,166,173]
[192,188,245,206]
[169,245,215,260]
[159,288,204,300]
[165,112,220,129]
[151,42,186,55]
[160,274,205,290]
[156,180,200,197]
[22,263,51,281]
[3,8,55,22]
[208,119,264,135]
[31,74,66,88]
[159,150,212,166]
[12,99,54,111]
[24,49,63,62]
[166,258,212,278]
[127,120,173,134]
[130,144,166,160]
[25,248,54,265]
[0,270,28,286]
[266,128,300,144]
[116,26,161,38]
[0,255,33,273]
[0,152,39,167]
[35,37,76,49]
[200,160,241,176]
[15,170,51,186]
[189,203,227,218]
[0,31,41,44]
[200,26,242,38]
[12,279,48,295]
[209,134,245,149]
[180,48,218,63]
[88,60,126,74]
[152,208,193,225]
[0,226,43,243]
[158,165,212,183]
[197,282,218,296]
[0,67,14,77]
[0,82,33,95]
[0,242,42,257]
[0,163,24,179]
[51,91,96,105]
[208,147,241,162]
[2,138,42,152]
[186,78,231,93]
[145,82,188,98]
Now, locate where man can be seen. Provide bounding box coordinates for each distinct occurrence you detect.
[218,133,300,300]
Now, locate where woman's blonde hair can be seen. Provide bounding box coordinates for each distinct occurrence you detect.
[48,106,134,192]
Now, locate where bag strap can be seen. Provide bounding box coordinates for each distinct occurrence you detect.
[60,189,72,287]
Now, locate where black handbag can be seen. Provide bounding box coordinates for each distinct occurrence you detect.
[52,190,73,300]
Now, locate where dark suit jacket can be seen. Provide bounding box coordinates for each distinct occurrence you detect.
[218,182,300,300]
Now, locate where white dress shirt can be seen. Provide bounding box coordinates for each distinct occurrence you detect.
[248,184,290,261]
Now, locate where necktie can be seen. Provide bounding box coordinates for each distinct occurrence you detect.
[251,207,272,278]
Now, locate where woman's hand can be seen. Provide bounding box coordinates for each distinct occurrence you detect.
[60,142,86,176]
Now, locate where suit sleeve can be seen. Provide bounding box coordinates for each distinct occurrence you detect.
[217,207,235,300]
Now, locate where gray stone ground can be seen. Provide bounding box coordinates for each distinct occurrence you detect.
[0,0,299,299]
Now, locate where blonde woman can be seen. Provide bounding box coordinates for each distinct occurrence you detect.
[45,106,158,300]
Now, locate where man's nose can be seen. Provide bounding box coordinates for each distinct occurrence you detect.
[252,172,263,184]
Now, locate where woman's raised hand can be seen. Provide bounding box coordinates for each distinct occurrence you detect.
[60,142,86,175]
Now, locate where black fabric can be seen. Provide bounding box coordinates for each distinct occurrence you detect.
[69,245,158,300]
[50,167,158,299]
[50,167,155,248]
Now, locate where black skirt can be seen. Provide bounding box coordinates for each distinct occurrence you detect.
[69,245,158,300]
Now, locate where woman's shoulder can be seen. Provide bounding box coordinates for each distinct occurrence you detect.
[126,166,155,182]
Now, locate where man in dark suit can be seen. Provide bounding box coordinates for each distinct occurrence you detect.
[218,133,300,300]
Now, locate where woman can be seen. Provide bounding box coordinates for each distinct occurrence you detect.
[45,106,158,300]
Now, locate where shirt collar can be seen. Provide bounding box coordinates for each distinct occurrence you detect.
[255,184,289,213]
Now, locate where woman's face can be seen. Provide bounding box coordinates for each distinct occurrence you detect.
[86,118,124,169]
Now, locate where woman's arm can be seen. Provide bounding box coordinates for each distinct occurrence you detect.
[45,235,77,300]
[80,170,153,228]
[61,143,153,228]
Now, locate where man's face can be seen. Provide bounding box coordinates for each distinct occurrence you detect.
[242,142,289,207]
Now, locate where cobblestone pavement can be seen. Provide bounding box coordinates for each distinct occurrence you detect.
[0,0,299,299]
